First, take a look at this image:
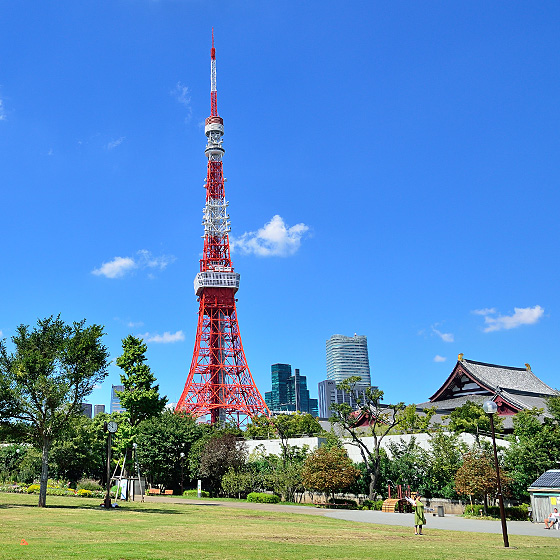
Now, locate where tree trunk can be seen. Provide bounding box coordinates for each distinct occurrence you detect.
[38,437,50,507]
[368,458,380,500]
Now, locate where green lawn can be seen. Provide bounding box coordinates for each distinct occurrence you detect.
[0,493,557,560]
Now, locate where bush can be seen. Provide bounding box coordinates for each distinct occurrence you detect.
[183,489,210,498]
[361,499,384,510]
[464,503,529,521]
[27,484,40,494]
[77,489,92,497]
[247,492,281,504]
[77,479,103,492]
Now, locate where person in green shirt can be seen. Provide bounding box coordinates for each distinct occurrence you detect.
[413,493,426,535]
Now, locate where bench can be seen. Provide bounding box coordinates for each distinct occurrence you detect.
[164,490,174,495]
[148,488,161,495]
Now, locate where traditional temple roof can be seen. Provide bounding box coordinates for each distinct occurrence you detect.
[429,358,557,403]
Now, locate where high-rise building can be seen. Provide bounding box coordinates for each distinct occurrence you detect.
[80,403,92,419]
[265,364,318,416]
[326,334,371,387]
[94,404,105,417]
[318,379,375,418]
[111,385,125,414]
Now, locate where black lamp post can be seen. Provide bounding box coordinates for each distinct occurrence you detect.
[483,400,509,548]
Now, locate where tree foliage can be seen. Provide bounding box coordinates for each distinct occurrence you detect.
[504,408,560,500]
[198,432,247,496]
[302,446,360,499]
[135,411,207,490]
[396,405,436,434]
[116,335,167,428]
[0,316,109,506]
[445,401,503,445]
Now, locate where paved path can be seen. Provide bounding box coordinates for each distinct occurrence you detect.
[144,497,560,539]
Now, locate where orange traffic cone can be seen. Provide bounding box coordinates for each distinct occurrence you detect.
[20,539,29,545]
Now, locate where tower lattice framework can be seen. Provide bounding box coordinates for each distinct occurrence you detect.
[176,32,269,425]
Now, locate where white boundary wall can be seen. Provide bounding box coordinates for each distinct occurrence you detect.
[245,433,509,462]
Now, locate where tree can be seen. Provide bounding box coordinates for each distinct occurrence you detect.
[385,437,428,494]
[396,405,436,434]
[302,446,360,501]
[135,411,206,491]
[445,401,503,445]
[455,450,509,513]
[330,377,405,499]
[504,408,560,500]
[198,432,247,496]
[0,316,109,506]
[116,335,167,428]
[424,430,465,499]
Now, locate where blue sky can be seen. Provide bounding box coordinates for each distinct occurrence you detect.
[1,1,559,410]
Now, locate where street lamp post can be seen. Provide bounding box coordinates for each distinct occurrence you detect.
[483,400,509,548]
[180,452,185,495]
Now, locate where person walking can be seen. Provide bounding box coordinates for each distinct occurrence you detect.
[412,493,426,535]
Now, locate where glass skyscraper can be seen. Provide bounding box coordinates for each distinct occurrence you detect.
[110,384,125,413]
[265,364,318,416]
[326,334,371,387]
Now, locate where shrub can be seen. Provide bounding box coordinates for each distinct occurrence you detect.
[77,479,103,492]
[183,489,210,498]
[247,492,281,504]
[77,489,93,497]
[464,503,529,521]
[27,484,40,494]
[361,499,384,510]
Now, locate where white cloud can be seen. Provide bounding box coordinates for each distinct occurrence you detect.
[107,137,125,150]
[127,321,144,328]
[0,98,5,121]
[92,250,176,279]
[230,215,310,257]
[472,308,497,316]
[139,331,185,344]
[476,305,545,333]
[92,256,136,279]
[0,330,3,337]
[434,355,447,363]
[171,82,192,122]
[432,326,454,343]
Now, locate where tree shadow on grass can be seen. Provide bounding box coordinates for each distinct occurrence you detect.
[0,502,186,514]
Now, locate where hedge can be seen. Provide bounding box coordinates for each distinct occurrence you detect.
[464,503,529,521]
[247,492,281,504]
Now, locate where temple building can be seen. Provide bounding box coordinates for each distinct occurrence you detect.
[416,354,559,430]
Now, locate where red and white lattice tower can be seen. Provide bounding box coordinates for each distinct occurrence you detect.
[176,31,269,425]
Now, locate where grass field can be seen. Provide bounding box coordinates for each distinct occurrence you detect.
[0,493,558,560]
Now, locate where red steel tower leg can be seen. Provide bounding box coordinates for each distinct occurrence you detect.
[176,31,269,426]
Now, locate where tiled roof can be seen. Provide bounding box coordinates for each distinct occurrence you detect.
[461,359,558,396]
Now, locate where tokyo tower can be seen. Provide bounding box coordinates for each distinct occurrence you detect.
[176,31,269,425]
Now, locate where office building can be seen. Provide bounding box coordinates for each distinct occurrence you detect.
[110,384,125,413]
[94,404,105,417]
[326,334,371,387]
[318,379,376,418]
[265,364,318,416]
[80,403,92,419]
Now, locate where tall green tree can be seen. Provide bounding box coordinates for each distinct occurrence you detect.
[330,377,406,499]
[0,316,109,507]
[135,411,206,491]
[445,401,503,445]
[504,408,560,500]
[116,335,167,428]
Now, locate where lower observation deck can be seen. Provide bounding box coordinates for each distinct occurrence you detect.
[194,270,240,296]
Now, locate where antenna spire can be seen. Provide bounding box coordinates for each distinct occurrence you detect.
[210,29,218,116]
